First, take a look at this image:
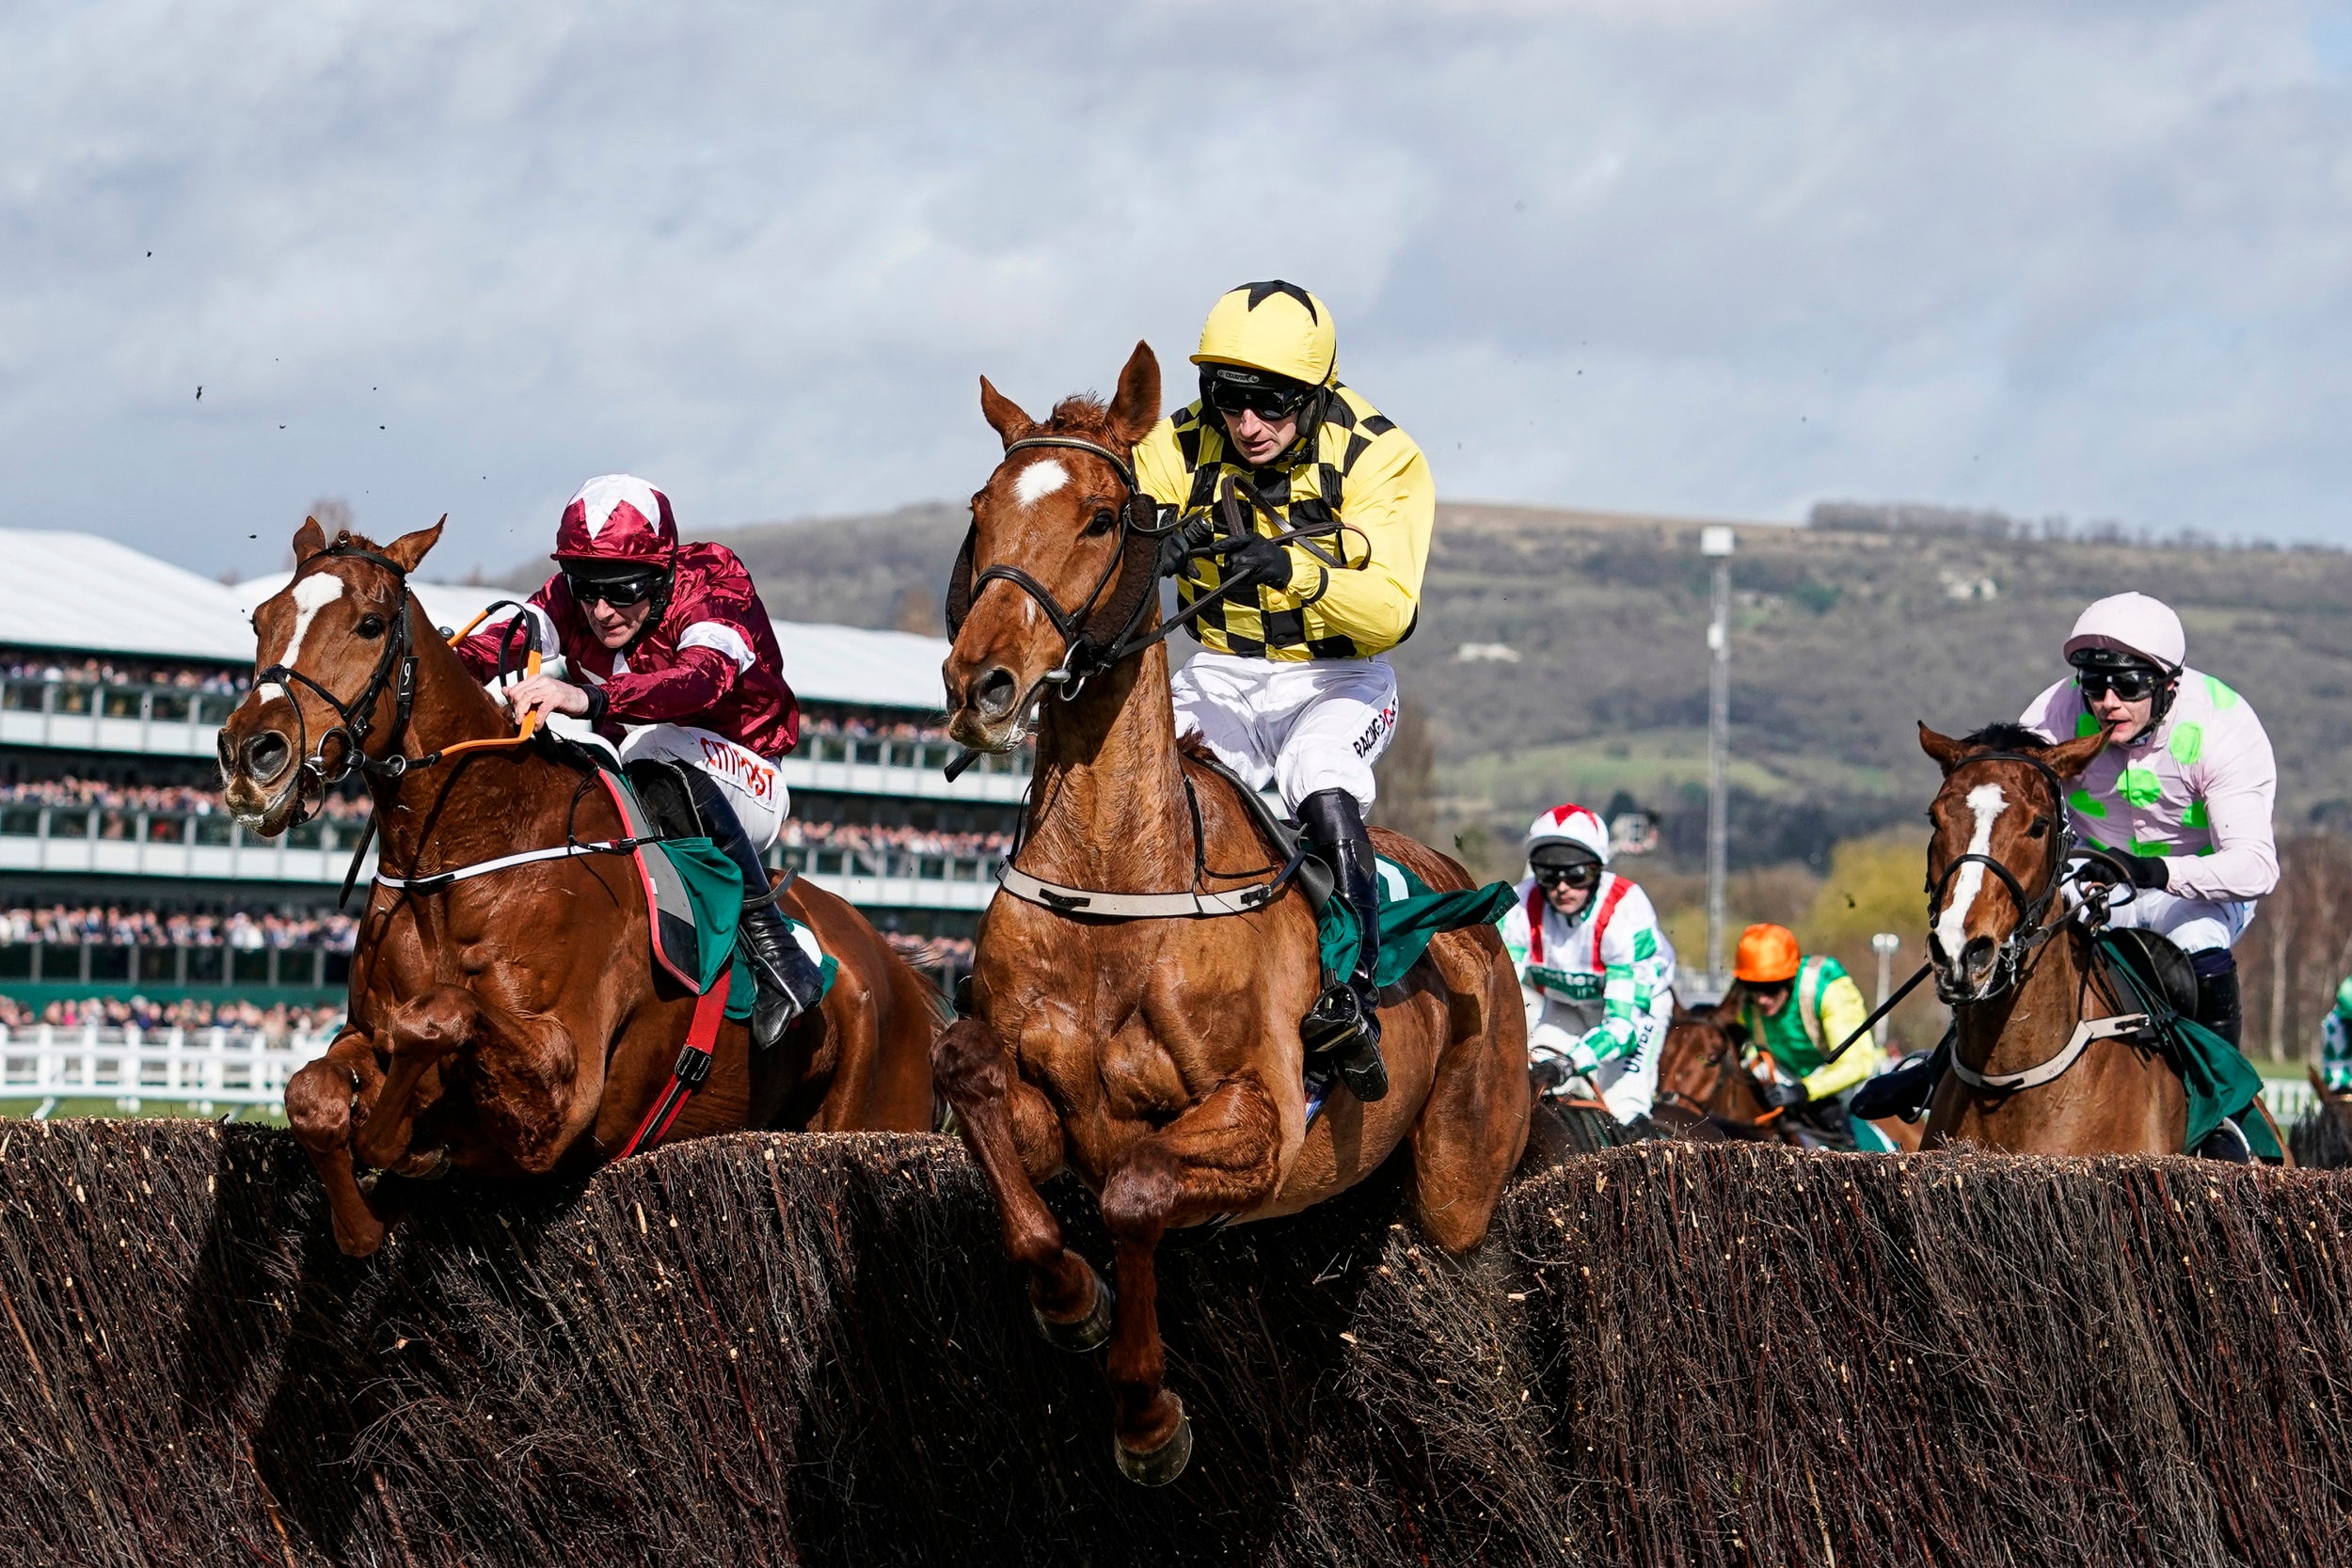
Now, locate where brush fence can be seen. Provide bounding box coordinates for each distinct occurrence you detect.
[0,1123,2345,1567]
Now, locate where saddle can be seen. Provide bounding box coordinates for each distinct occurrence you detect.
[1184,749,1334,917]
[2096,927,2201,1019]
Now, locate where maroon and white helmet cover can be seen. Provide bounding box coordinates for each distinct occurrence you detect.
[552,473,677,566]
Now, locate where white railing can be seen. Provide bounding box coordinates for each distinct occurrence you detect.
[0,1023,336,1115]
[2262,1076,2318,1126]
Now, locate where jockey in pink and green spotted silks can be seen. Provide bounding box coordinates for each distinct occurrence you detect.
[2016,591,2278,1051]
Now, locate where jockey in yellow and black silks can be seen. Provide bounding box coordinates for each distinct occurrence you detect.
[1131,281,1437,1105]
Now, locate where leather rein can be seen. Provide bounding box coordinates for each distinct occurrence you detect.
[1924,750,2079,1004]
[257,541,637,904]
[945,434,1358,705]
[946,435,1318,923]
[1928,749,2153,1094]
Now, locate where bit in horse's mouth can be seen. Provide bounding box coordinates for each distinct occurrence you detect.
[225,767,308,835]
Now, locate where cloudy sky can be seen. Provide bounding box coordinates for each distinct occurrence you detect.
[7,0,2351,580]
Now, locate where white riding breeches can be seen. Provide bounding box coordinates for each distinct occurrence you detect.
[1168,651,1398,813]
[1526,993,1666,1126]
[2095,884,2255,956]
[618,723,789,852]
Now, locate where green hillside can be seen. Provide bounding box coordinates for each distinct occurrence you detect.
[545,499,2352,872]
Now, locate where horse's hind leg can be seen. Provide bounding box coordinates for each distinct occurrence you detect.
[1098,1074,1284,1485]
[286,1030,390,1258]
[931,1019,1103,1328]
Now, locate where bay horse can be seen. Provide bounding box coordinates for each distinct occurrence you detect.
[1916,721,2195,1153]
[932,343,1529,1484]
[218,518,937,1257]
[1655,1002,1923,1151]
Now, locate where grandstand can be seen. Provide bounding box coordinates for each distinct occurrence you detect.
[0,531,1018,1108]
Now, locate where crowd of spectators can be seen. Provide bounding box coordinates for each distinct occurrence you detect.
[881,932,974,972]
[802,709,946,744]
[780,820,1011,861]
[0,777,371,824]
[0,904,358,951]
[0,993,344,1036]
[1,654,246,695]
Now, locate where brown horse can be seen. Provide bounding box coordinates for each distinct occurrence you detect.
[218,519,937,1256]
[932,343,1530,1483]
[1655,1002,1923,1151]
[1915,721,2201,1153]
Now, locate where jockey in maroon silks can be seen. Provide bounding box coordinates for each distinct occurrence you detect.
[453,473,824,1048]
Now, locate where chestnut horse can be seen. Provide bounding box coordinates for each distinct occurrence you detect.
[932,343,1529,1484]
[1915,721,2196,1153]
[218,519,937,1256]
[1655,1003,1922,1151]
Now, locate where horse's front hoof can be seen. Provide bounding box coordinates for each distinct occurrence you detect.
[1032,1264,1115,1353]
[1115,1410,1193,1487]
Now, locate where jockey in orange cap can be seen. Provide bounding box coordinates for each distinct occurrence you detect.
[453,474,823,1048]
[1731,923,1877,1150]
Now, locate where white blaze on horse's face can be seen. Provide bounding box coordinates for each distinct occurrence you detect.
[1012,458,1069,508]
[1934,782,2009,975]
[256,571,346,701]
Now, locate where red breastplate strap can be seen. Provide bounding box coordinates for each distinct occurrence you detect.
[1589,877,1633,969]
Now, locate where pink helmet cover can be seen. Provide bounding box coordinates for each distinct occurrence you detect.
[2063,591,2185,671]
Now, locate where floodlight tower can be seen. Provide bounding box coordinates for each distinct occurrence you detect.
[1701,525,1735,990]
[1871,932,1903,1051]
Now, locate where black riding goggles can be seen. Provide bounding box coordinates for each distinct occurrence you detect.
[1204,377,1311,420]
[1533,862,1602,891]
[2074,666,2164,702]
[564,569,665,609]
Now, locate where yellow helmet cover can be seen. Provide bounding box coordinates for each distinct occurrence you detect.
[1192,280,1337,388]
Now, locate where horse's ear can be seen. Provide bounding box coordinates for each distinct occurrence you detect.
[979,376,1034,447]
[1107,341,1161,447]
[384,515,445,575]
[1918,722,1971,775]
[293,517,326,563]
[2042,727,2107,780]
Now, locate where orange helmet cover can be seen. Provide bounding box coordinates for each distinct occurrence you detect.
[1734,924,1802,984]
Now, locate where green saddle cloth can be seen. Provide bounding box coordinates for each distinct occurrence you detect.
[593,753,840,1024]
[1316,854,1517,990]
[2091,929,2279,1160]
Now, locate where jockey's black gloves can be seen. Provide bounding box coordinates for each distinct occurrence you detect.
[1216,534,1294,594]
[1155,514,1216,578]
[2128,854,2170,891]
[1758,1078,1809,1111]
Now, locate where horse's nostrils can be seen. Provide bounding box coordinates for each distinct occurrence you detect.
[242,730,293,784]
[973,667,1019,721]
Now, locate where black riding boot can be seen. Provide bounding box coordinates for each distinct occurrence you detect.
[632,760,825,1052]
[1297,788,1388,1102]
[2191,950,2243,1050]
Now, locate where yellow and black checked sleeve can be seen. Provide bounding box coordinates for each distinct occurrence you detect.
[1305,419,1432,653]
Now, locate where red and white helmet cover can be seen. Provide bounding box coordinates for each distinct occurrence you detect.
[1525,802,1611,867]
[552,474,677,566]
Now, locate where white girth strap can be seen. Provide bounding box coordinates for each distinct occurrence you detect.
[375,840,634,893]
[1950,1012,2151,1093]
[996,863,1285,919]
